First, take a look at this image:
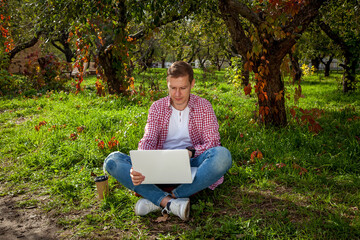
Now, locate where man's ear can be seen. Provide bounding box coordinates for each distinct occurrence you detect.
[191,79,195,89]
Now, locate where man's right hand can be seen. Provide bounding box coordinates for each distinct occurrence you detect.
[130,168,145,186]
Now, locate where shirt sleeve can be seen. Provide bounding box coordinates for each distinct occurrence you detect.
[138,102,160,150]
[193,100,221,157]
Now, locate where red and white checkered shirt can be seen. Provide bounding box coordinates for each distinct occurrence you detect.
[138,94,224,190]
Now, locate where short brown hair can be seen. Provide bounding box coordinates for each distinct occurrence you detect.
[167,61,194,83]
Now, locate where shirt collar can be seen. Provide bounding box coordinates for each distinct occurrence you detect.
[167,94,195,111]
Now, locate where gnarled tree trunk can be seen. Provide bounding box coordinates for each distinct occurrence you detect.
[98,48,128,95]
[219,0,325,127]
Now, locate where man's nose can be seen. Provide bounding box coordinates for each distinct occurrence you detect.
[175,89,181,96]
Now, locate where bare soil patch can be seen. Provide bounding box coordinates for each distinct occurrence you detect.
[0,191,61,240]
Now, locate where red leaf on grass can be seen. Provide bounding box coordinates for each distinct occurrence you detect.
[70,133,77,141]
[251,149,263,162]
[276,163,286,168]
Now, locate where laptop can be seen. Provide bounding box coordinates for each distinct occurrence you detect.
[130,149,197,184]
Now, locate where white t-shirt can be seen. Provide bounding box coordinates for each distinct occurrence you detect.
[162,106,192,149]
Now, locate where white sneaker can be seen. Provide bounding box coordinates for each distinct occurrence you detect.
[163,198,190,221]
[134,198,161,216]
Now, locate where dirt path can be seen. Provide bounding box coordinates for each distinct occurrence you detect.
[0,193,61,240]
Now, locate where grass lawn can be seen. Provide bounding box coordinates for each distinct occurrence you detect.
[0,69,360,239]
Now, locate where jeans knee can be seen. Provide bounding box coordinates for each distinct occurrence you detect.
[214,146,232,171]
[103,151,123,172]
[104,159,116,172]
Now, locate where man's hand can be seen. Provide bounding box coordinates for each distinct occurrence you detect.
[130,168,145,186]
[188,150,193,158]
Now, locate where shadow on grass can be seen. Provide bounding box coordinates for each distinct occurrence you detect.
[127,182,359,239]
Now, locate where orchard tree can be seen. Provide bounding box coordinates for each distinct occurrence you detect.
[196,14,233,71]
[218,0,328,127]
[2,0,76,75]
[25,0,202,95]
[296,25,341,77]
[0,0,42,69]
[319,0,360,92]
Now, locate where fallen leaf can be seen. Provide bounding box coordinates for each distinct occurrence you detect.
[155,214,169,223]
[276,163,286,168]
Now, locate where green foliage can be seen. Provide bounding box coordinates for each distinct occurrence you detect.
[225,57,244,89]
[0,71,28,95]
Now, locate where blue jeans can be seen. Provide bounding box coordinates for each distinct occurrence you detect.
[103,146,232,207]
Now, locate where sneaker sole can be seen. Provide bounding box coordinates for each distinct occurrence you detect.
[181,200,190,221]
[134,200,142,216]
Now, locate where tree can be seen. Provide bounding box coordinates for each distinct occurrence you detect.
[76,1,202,94]
[319,0,360,92]
[1,0,42,69]
[218,0,328,127]
[296,24,341,77]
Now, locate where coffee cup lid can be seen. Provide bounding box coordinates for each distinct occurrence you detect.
[94,175,108,182]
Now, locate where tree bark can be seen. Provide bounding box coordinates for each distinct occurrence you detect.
[289,52,302,83]
[260,58,287,126]
[241,61,249,86]
[98,47,128,95]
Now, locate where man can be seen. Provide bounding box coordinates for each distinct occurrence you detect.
[104,61,232,220]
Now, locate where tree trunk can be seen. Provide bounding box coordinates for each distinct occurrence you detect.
[320,55,333,77]
[256,59,287,127]
[324,57,332,77]
[311,58,321,71]
[241,62,249,86]
[341,54,357,92]
[98,48,128,95]
[289,52,302,83]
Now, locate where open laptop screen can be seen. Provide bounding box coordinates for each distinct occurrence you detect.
[130,149,196,184]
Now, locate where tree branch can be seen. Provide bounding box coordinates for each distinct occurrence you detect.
[224,0,262,27]
[218,0,252,57]
[129,2,198,40]
[275,0,327,62]
[283,0,327,36]
[51,40,65,53]
[318,20,347,53]
[9,31,42,60]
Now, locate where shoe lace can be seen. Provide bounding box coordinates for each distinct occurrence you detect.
[161,206,170,215]
[161,200,172,215]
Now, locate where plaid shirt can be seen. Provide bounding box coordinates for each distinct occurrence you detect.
[138,94,224,189]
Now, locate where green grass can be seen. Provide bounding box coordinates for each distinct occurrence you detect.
[1,70,360,239]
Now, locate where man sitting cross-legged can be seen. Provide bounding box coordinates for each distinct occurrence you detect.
[103,61,232,220]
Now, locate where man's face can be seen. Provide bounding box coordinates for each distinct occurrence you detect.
[167,75,195,111]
